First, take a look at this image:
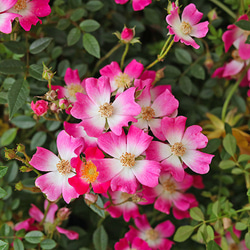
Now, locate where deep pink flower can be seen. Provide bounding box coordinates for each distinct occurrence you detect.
[68,147,110,195]
[71,76,141,137]
[100,59,144,94]
[115,237,151,250]
[146,116,214,181]
[14,200,79,240]
[121,27,134,43]
[0,0,21,34]
[222,14,250,60]
[114,0,152,11]
[31,100,49,116]
[94,125,161,194]
[30,130,84,203]
[8,0,51,31]
[166,3,209,49]
[125,214,175,250]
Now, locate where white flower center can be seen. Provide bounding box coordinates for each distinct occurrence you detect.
[114,72,133,88]
[141,106,155,121]
[56,159,72,175]
[98,102,113,117]
[145,228,159,241]
[120,152,135,168]
[162,179,176,193]
[171,142,186,157]
[180,21,192,35]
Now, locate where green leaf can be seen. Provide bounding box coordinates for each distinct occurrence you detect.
[70,8,87,21]
[232,168,244,175]
[235,20,250,30]
[219,160,236,169]
[179,76,193,95]
[86,0,103,11]
[245,232,250,249]
[93,225,108,250]
[88,195,105,218]
[11,116,36,129]
[0,128,17,146]
[80,20,100,32]
[46,120,61,131]
[30,131,47,150]
[212,200,220,216]
[175,48,192,65]
[207,240,222,250]
[4,41,26,54]
[202,138,221,153]
[223,134,237,157]
[29,64,44,81]
[0,59,25,75]
[83,33,100,58]
[24,231,44,244]
[0,188,7,199]
[238,154,250,163]
[173,225,194,242]
[0,240,8,250]
[235,222,248,231]
[57,19,71,30]
[40,239,57,250]
[29,37,53,54]
[190,207,204,221]
[190,64,205,79]
[246,34,250,44]
[206,226,215,241]
[67,27,81,46]
[13,238,24,250]
[7,79,29,119]
[0,166,8,178]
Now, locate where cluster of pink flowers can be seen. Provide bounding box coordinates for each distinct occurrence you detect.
[26,3,213,249]
[212,14,250,95]
[0,0,51,33]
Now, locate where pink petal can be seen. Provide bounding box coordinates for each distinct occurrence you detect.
[68,175,90,195]
[166,7,181,28]
[146,141,169,162]
[29,147,59,172]
[56,226,79,240]
[223,60,244,78]
[79,115,105,137]
[148,118,165,141]
[29,204,44,222]
[62,177,80,203]
[238,37,250,60]
[155,220,175,238]
[132,237,151,250]
[154,195,172,214]
[114,0,129,3]
[92,180,110,194]
[124,59,144,79]
[172,194,190,211]
[190,21,209,38]
[0,13,20,34]
[45,202,58,224]
[14,218,35,231]
[161,116,186,144]
[150,85,172,101]
[134,214,151,231]
[132,160,161,187]
[0,0,17,12]
[181,4,203,26]
[182,149,213,174]
[100,61,122,80]
[132,0,152,11]
[64,68,81,85]
[85,146,104,160]
[29,0,51,17]
[114,237,130,250]
[51,85,66,99]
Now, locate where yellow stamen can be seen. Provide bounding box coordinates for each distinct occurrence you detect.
[120,152,135,168]
[145,228,159,241]
[80,161,99,183]
[114,72,132,88]
[14,0,27,11]
[180,21,192,35]
[171,142,186,157]
[141,106,155,121]
[98,102,113,117]
[162,179,176,193]
[56,160,72,175]
[67,84,85,98]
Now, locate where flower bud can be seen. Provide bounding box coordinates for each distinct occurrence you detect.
[42,63,55,81]
[59,99,70,109]
[57,207,71,221]
[20,166,32,172]
[167,0,179,14]
[121,27,135,43]
[84,193,98,205]
[222,217,232,230]
[16,143,25,153]
[5,148,16,160]
[31,100,49,116]
[45,90,58,101]
[15,181,24,191]
[207,9,218,22]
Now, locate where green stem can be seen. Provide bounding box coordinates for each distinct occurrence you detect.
[48,79,51,91]
[209,0,236,19]
[145,37,174,70]
[40,200,51,226]
[159,35,172,57]
[221,63,250,122]
[120,43,129,70]
[92,43,122,75]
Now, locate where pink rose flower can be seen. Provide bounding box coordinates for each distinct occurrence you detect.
[31,100,49,116]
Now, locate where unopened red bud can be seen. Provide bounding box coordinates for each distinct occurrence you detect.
[121,27,134,43]
[57,207,71,221]
[85,193,98,205]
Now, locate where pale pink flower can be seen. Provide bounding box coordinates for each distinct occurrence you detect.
[0,0,21,34]
[51,67,86,104]
[68,147,110,195]
[134,87,179,140]
[100,59,144,94]
[222,14,250,60]
[125,214,175,250]
[114,0,152,11]
[143,172,197,217]
[31,100,49,116]
[30,130,84,203]
[115,237,151,250]
[93,125,161,194]
[71,76,141,137]
[166,3,209,49]
[146,116,214,181]
[8,0,51,31]
[14,200,79,240]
